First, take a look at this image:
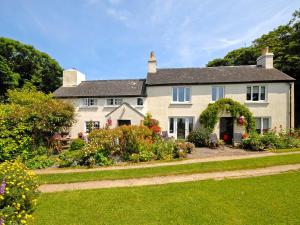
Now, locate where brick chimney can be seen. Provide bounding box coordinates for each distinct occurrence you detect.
[148,51,157,73]
[62,69,86,87]
[256,47,274,69]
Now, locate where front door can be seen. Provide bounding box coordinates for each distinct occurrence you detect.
[177,118,186,139]
[220,117,234,144]
[118,120,131,126]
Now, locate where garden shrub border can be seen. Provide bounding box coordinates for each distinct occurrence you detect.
[199,98,255,132]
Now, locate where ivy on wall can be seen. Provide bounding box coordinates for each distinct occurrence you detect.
[199,98,255,132]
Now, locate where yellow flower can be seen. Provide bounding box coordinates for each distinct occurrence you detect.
[20,220,27,224]
[22,195,26,199]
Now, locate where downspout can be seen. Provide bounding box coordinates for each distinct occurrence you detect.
[289,83,292,130]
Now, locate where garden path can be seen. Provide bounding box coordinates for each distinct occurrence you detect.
[35,150,299,175]
[39,163,300,193]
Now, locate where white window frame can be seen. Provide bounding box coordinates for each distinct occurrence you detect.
[246,85,267,102]
[106,98,123,106]
[168,117,194,139]
[171,87,191,103]
[83,98,97,107]
[211,86,225,102]
[254,117,271,133]
[136,97,144,106]
[84,121,100,133]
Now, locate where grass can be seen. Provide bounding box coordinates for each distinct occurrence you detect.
[32,171,300,225]
[268,147,300,153]
[38,153,300,184]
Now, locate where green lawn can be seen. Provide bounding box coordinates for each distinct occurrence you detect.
[32,171,300,225]
[38,153,300,184]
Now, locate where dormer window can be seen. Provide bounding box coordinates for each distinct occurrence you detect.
[172,87,190,103]
[83,98,97,107]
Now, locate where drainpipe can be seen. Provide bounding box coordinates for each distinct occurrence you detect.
[289,83,292,130]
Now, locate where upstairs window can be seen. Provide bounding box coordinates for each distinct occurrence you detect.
[137,98,144,106]
[83,98,97,107]
[212,86,224,101]
[172,87,191,103]
[107,98,123,106]
[246,85,266,101]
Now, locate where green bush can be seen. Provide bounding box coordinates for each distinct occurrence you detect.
[152,140,175,160]
[242,130,300,150]
[94,152,113,166]
[129,153,140,163]
[0,161,39,225]
[59,150,84,167]
[187,128,211,147]
[70,138,85,151]
[25,155,56,169]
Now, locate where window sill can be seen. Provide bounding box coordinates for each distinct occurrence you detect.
[170,102,192,105]
[245,101,269,104]
[104,105,120,108]
[79,106,98,109]
[135,105,144,108]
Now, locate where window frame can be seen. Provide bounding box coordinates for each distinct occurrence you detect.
[246,85,267,102]
[83,98,97,107]
[85,121,100,133]
[211,86,225,102]
[106,98,123,106]
[254,117,271,134]
[171,87,191,103]
[137,97,144,106]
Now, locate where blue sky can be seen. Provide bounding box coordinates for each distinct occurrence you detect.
[1,0,299,80]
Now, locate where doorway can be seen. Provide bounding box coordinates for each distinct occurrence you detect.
[177,118,186,139]
[118,120,131,126]
[220,117,234,144]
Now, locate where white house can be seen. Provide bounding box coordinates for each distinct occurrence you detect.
[54,49,295,142]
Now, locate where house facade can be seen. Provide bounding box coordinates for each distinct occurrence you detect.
[54,49,295,142]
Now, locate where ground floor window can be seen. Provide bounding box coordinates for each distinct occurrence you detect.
[85,121,100,133]
[169,117,193,139]
[255,117,270,134]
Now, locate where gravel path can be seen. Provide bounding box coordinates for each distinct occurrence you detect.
[35,151,299,175]
[39,163,300,193]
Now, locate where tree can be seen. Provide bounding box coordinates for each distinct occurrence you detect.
[0,89,75,161]
[0,37,63,100]
[206,9,300,127]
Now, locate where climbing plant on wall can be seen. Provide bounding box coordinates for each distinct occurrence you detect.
[199,98,255,132]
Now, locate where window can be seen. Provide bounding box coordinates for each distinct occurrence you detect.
[83,98,97,107]
[212,86,224,101]
[106,98,123,106]
[255,117,270,134]
[169,117,193,138]
[85,121,100,133]
[172,87,191,103]
[137,98,143,106]
[246,85,267,101]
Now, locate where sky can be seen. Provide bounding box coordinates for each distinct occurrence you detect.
[1,0,300,80]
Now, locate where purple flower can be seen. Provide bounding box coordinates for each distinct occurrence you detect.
[0,179,6,195]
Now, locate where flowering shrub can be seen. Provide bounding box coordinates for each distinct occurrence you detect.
[69,138,85,151]
[143,113,161,135]
[0,161,39,225]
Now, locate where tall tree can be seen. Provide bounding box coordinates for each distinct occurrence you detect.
[207,9,300,127]
[0,37,63,99]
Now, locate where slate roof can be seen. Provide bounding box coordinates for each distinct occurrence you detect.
[146,66,295,86]
[54,66,295,97]
[105,102,145,117]
[53,79,146,98]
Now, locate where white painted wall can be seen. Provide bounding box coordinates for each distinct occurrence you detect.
[64,97,147,138]
[63,82,293,139]
[147,82,292,138]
